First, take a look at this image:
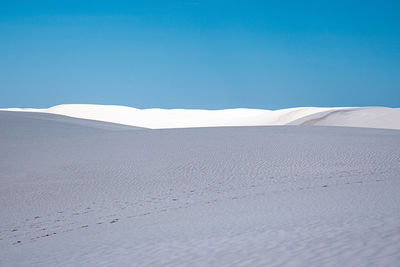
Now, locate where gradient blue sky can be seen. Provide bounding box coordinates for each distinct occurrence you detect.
[1,0,399,109]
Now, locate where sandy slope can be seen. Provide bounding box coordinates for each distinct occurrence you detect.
[3,104,400,129]
[0,111,400,266]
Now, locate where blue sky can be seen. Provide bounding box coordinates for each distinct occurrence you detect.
[1,0,399,109]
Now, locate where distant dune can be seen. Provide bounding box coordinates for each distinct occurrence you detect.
[2,104,400,129]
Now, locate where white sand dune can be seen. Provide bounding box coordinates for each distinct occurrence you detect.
[3,104,400,129]
[0,111,400,266]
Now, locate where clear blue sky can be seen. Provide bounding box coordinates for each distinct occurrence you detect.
[1,0,399,109]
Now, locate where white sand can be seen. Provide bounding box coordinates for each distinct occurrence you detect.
[1,111,400,266]
[3,104,400,129]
